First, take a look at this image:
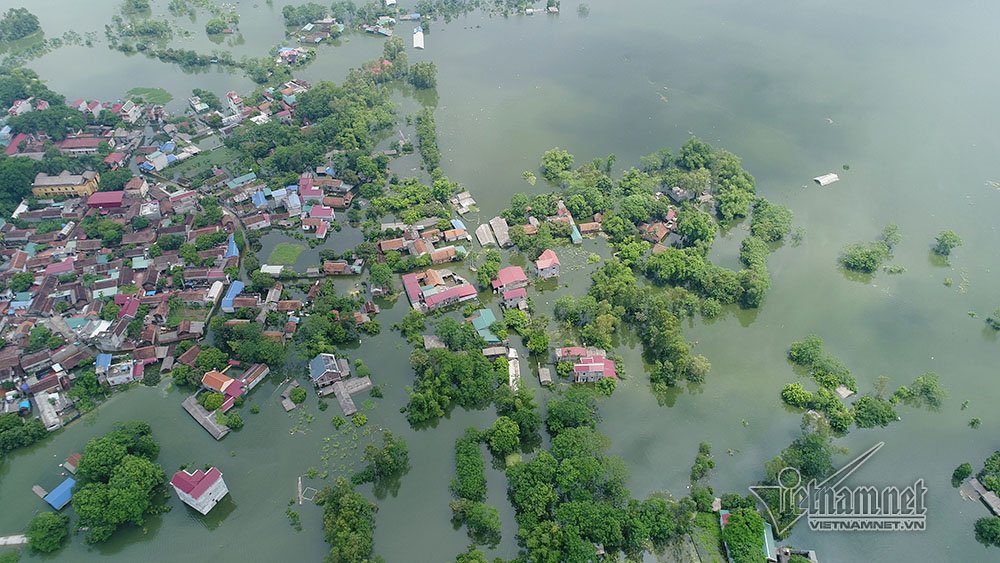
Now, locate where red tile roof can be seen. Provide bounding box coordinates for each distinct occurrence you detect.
[491,266,527,290]
[87,191,126,208]
[170,467,223,499]
[535,249,560,270]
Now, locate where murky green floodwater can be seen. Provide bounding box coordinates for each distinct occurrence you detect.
[4,1,1000,561]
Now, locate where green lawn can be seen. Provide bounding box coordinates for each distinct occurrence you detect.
[127,87,174,104]
[268,242,306,265]
[168,147,242,178]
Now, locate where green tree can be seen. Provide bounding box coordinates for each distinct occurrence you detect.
[354,431,410,487]
[541,148,574,183]
[316,478,376,562]
[368,262,393,290]
[0,8,41,41]
[409,61,438,89]
[290,387,307,404]
[975,517,1000,547]
[676,207,716,247]
[853,396,897,428]
[953,462,972,482]
[205,18,226,34]
[9,271,34,293]
[750,199,793,242]
[452,428,486,501]
[195,346,229,372]
[932,230,962,256]
[198,392,224,411]
[26,512,68,553]
[487,416,520,457]
[450,499,502,547]
[721,508,765,563]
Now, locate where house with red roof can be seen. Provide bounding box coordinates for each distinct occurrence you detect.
[491,266,528,293]
[170,467,229,515]
[87,191,126,209]
[502,287,527,310]
[103,152,126,169]
[535,249,560,279]
[572,355,617,383]
[200,369,244,412]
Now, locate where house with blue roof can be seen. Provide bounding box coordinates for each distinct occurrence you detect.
[251,191,267,208]
[570,224,583,245]
[43,477,75,510]
[221,281,245,313]
[451,219,466,231]
[225,235,239,259]
[95,353,113,375]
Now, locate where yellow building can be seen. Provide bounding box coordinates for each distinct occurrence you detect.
[31,170,100,198]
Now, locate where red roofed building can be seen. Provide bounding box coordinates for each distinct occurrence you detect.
[170,467,229,515]
[491,266,528,292]
[103,152,126,169]
[200,370,244,412]
[534,249,560,279]
[44,258,76,277]
[424,283,478,310]
[573,355,617,383]
[502,287,527,309]
[87,191,126,209]
[4,133,28,156]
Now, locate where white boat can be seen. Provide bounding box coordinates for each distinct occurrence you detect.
[413,26,424,49]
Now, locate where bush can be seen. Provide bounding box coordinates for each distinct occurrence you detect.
[853,396,897,428]
[352,414,368,427]
[975,517,1000,547]
[953,463,973,482]
[26,512,68,553]
[227,411,244,429]
[198,392,224,411]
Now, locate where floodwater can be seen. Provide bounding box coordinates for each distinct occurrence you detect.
[4,1,1000,561]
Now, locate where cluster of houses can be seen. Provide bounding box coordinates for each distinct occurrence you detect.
[296,17,346,44]
[378,217,471,267]
[225,167,356,249]
[0,159,264,429]
[188,80,309,133]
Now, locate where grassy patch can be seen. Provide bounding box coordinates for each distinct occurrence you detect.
[268,242,306,265]
[168,146,241,178]
[127,87,173,104]
[690,512,726,563]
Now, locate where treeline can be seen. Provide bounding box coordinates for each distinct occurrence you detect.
[415,107,441,173]
[780,335,946,433]
[316,478,378,563]
[0,8,40,42]
[505,387,697,560]
[0,412,48,458]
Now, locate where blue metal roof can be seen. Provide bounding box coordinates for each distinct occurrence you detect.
[44,477,75,510]
[222,281,245,309]
[225,235,239,259]
[96,354,113,369]
[251,191,267,208]
[451,219,466,230]
[570,224,582,244]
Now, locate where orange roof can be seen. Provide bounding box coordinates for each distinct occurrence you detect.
[201,369,233,393]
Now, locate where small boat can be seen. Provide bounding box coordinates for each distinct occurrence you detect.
[413,26,424,49]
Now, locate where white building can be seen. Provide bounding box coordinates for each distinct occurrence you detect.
[170,467,229,515]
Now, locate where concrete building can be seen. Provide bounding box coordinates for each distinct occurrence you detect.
[31,170,100,198]
[170,467,229,515]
